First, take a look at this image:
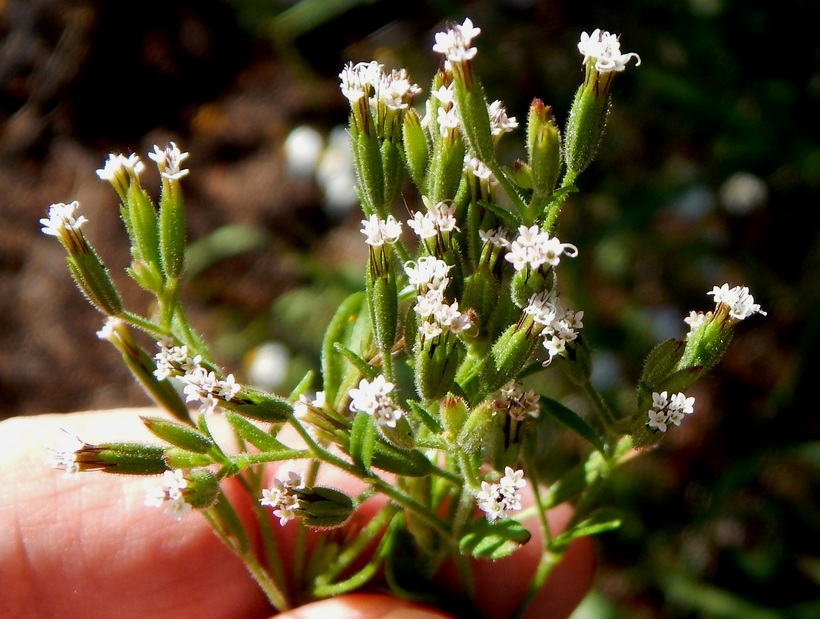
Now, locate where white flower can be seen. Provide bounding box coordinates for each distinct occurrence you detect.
[40,201,87,236]
[707,284,766,321]
[436,105,460,136]
[404,256,452,291]
[96,153,144,181]
[505,225,578,272]
[646,390,695,433]
[487,100,518,136]
[493,381,540,421]
[360,214,403,246]
[261,472,303,525]
[46,429,87,477]
[464,155,495,182]
[432,18,481,62]
[476,467,527,522]
[577,29,641,73]
[348,375,403,428]
[145,470,192,521]
[478,227,510,249]
[148,142,190,180]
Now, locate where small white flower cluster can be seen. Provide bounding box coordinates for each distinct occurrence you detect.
[492,380,540,421]
[476,466,526,522]
[685,284,766,338]
[96,153,145,181]
[428,84,460,137]
[293,391,326,419]
[46,430,86,477]
[339,61,421,111]
[145,469,191,521]
[646,390,695,433]
[464,154,495,183]
[148,142,190,180]
[577,29,641,73]
[260,471,303,526]
[40,201,87,236]
[707,284,767,321]
[153,341,240,414]
[407,199,459,240]
[360,214,403,247]
[478,227,511,249]
[432,17,481,63]
[405,256,471,341]
[487,100,518,136]
[405,256,452,292]
[505,225,578,272]
[525,291,584,365]
[348,375,403,428]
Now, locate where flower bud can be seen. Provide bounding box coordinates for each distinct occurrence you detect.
[402,107,429,189]
[181,468,220,509]
[457,399,496,454]
[563,77,609,177]
[510,265,553,308]
[378,413,416,451]
[414,334,460,401]
[527,99,562,198]
[48,439,169,476]
[141,416,214,453]
[123,182,161,280]
[440,395,469,442]
[221,387,293,422]
[296,486,356,529]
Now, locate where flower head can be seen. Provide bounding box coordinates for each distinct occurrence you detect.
[646,390,695,433]
[40,201,87,237]
[360,214,403,246]
[348,375,403,428]
[476,467,527,522]
[505,226,578,272]
[707,284,766,321]
[145,469,192,521]
[260,471,303,526]
[148,142,189,180]
[432,18,481,63]
[578,29,641,73]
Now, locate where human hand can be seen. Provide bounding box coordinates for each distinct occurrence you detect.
[0,409,594,619]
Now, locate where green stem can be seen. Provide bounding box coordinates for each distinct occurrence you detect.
[289,418,453,539]
[485,160,528,222]
[583,379,619,435]
[542,171,577,232]
[203,502,290,611]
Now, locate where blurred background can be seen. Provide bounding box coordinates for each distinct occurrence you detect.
[1,0,818,616]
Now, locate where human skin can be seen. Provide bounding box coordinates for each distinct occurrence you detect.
[0,408,594,619]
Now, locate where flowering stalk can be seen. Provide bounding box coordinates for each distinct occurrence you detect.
[41,19,766,618]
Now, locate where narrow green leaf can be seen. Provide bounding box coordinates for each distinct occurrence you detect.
[540,396,605,453]
[224,412,284,452]
[321,291,364,406]
[551,507,622,551]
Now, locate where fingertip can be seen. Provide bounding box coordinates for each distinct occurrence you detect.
[273,593,454,619]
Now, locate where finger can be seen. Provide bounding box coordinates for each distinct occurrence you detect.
[0,409,271,619]
[274,593,453,619]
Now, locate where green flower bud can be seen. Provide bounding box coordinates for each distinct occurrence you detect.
[378,413,416,451]
[141,416,214,453]
[510,265,553,308]
[457,399,496,454]
[221,387,293,422]
[564,72,609,176]
[366,246,399,366]
[49,438,169,476]
[474,321,541,402]
[296,486,355,530]
[182,468,220,509]
[451,62,494,162]
[527,99,562,198]
[415,334,460,401]
[402,107,429,190]
[440,395,469,442]
[123,182,161,278]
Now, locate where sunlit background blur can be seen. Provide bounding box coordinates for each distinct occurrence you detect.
[1,0,818,616]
